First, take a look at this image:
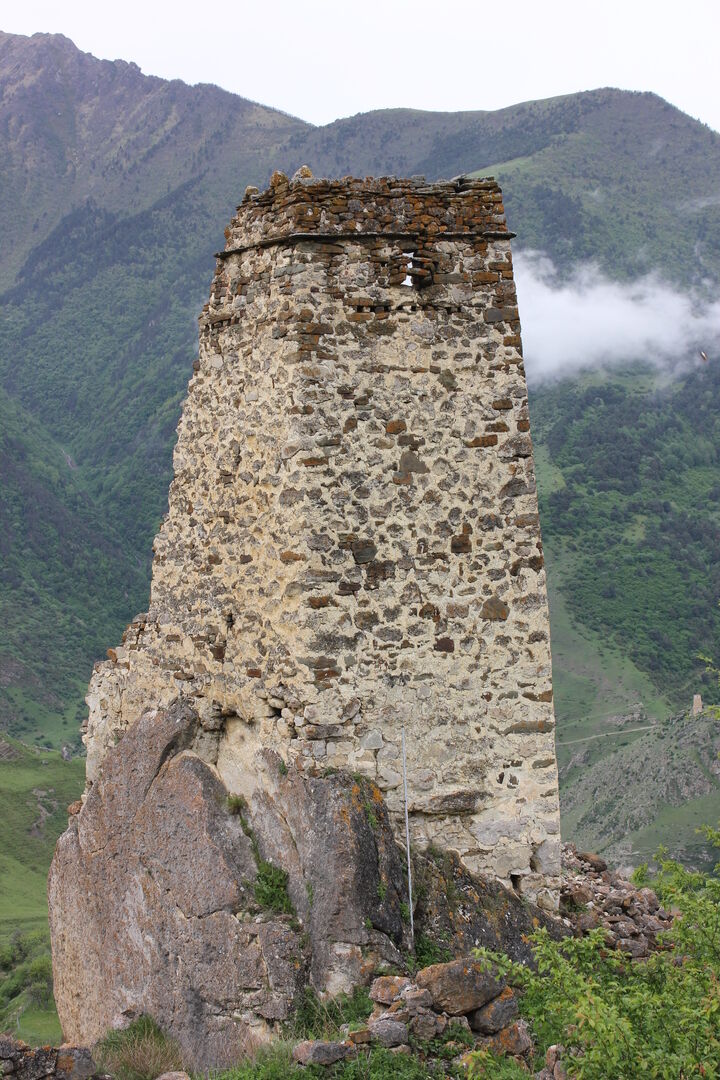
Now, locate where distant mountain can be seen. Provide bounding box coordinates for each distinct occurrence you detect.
[275,91,720,284]
[560,705,720,868]
[1,29,720,754]
[0,31,307,289]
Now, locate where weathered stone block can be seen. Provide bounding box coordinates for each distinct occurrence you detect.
[415,959,505,1015]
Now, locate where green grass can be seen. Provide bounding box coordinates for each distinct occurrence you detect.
[95,1016,184,1080]
[215,1044,461,1079]
[0,737,84,1039]
[254,862,294,915]
[291,986,373,1041]
[542,540,671,769]
[0,924,63,1044]
[0,739,84,923]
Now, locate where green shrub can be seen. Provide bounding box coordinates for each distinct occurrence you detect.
[468,1049,529,1079]
[227,794,247,815]
[413,931,452,969]
[320,1046,456,1078]
[95,1016,184,1080]
[254,861,294,915]
[468,841,720,1079]
[213,1042,297,1080]
[0,931,54,1021]
[214,1044,457,1079]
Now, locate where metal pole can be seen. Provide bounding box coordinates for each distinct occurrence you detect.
[401,725,415,949]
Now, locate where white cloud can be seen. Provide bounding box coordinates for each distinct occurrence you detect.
[514,251,720,378]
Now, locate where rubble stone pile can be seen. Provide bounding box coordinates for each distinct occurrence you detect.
[292,960,532,1068]
[561,843,674,956]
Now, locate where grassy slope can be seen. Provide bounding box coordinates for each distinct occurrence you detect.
[0,386,147,745]
[531,361,720,867]
[559,708,720,869]
[0,737,84,1041]
[532,361,720,707]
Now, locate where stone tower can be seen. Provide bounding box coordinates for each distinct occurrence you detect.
[84,170,560,908]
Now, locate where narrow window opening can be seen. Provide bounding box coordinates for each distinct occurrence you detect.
[403,250,415,286]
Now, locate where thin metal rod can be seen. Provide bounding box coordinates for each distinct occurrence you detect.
[401,725,415,948]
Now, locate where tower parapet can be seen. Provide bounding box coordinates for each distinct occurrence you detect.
[85,170,560,908]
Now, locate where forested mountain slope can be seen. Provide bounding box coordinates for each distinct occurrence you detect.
[1,30,720,748]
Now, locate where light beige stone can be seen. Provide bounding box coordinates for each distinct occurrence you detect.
[83,174,560,906]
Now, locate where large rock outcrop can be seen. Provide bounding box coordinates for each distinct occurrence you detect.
[49,700,410,1067]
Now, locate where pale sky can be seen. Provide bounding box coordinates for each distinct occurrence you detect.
[3,0,720,132]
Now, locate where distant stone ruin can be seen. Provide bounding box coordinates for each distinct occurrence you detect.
[81,168,560,906]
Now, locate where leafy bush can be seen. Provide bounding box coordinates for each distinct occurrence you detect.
[0,930,55,1023]
[254,861,294,915]
[318,1046,457,1078]
[469,842,720,1079]
[412,931,452,970]
[95,1016,184,1080]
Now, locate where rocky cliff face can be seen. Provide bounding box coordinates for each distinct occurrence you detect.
[49,701,411,1066]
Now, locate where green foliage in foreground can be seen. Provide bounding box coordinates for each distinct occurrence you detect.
[253,862,294,916]
[215,1043,459,1079]
[93,834,720,1079]
[0,929,56,1041]
[470,844,720,1079]
[290,986,373,1041]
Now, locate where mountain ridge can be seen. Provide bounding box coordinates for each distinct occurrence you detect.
[0,27,719,812]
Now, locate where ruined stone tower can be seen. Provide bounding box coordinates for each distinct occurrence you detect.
[84,170,561,908]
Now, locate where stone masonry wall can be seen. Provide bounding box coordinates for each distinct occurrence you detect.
[84,170,561,909]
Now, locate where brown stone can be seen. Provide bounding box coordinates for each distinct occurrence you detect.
[464,434,498,448]
[415,958,505,1015]
[370,975,411,1004]
[468,986,518,1034]
[280,550,306,562]
[484,1018,533,1058]
[292,1041,353,1066]
[481,596,509,621]
[409,1010,446,1039]
[578,851,607,872]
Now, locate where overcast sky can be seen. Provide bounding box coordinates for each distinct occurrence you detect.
[4,0,720,131]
